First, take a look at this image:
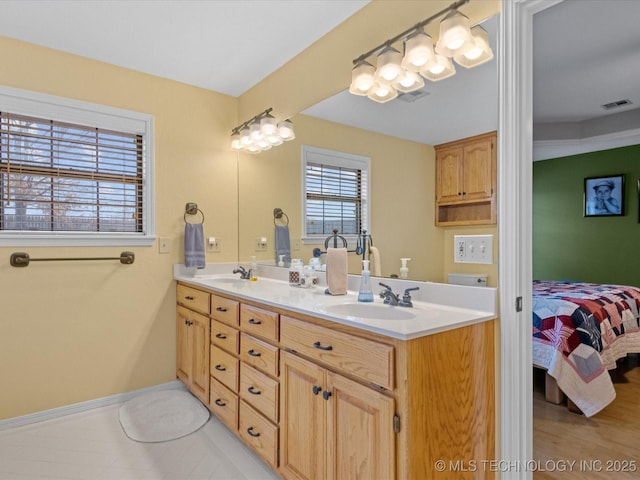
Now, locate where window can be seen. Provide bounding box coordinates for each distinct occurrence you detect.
[302,145,369,242]
[0,86,154,246]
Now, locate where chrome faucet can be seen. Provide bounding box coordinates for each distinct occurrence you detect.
[379,283,419,307]
[233,266,251,280]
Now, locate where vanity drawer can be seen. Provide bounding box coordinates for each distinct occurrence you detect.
[280,316,395,390]
[240,304,279,342]
[240,333,279,377]
[209,377,238,432]
[211,295,239,327]
[212,320,239,355]
[210,345,239,391]
[176,284,210,315]
[239,363,279,423]
[239,401,278,470]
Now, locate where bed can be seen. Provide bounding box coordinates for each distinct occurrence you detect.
[532,280,640,417]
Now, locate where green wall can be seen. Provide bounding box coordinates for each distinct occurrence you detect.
[533,144,640,286]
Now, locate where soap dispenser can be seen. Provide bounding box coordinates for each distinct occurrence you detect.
[358,260,374,302]
[400,258,411,279]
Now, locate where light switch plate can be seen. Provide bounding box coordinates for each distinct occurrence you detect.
[454,235,493,264]
[207,236,220,252]
[158,237,171,254]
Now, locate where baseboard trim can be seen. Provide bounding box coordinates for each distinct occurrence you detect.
[0,380,185,431]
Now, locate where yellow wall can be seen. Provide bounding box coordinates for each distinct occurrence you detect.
[238,114,444,282]
[0,36,239,420]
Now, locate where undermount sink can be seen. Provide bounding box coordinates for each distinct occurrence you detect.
[194,274,246,284]
[325,303,416,320]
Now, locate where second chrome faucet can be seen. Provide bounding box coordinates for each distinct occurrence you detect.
[378,283,419,307]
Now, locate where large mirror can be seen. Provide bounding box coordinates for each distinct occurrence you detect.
[238,13,498,282]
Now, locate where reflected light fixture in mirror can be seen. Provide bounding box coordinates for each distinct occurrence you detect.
[348,0,493,103]
[231,107,295,153]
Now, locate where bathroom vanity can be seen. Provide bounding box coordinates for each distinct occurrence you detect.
[174,267,496,480]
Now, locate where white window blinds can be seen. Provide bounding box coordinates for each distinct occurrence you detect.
[0,112,143,233]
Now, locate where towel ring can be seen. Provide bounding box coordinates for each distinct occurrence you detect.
[184,203,205,224]
[273,207,289,226]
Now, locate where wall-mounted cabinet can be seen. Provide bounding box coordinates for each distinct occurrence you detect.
[435,131,497,226]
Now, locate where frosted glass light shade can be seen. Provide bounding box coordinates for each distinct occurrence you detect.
[392,70,425,93]
[454,25,494,68]
[277,119,295,141]
[260,113,277,136]
[230,132,242,150]
[375,45,403,82]
[401,31,435,71]
[240,126,251,146]
[420,55,456,81]
[367,81,398,103]
[349,60,375,96]
[249,122,262,141]
[435,10,475,57]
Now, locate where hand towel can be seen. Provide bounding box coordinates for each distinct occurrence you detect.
[369,246,382,277]
[325,247,348,295]
[184,223,205,269]
[275,225,291,265]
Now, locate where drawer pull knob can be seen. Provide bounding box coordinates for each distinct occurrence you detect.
[214,398,226,407]
[312,385,321,395]
[323,390,332,401]
[216,307,227,312]
[215,333,227,339]
[248,318,262,325]
[313,341,333,351]
[247,349,261,357]
[215,364,226,371]
[247,426,261,438]
[185,296,194,300]
[248,386,261,395]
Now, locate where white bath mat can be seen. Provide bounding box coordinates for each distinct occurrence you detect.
[118,389,210,442]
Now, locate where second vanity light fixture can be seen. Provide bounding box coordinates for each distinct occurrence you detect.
[349,0,493,103]
[230,108,295,154]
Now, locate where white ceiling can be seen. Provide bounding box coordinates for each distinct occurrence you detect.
[0,0,638,146]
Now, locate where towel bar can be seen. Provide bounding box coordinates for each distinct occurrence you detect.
[10,251,135,267]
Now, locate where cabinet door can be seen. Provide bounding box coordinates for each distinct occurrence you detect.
[190,310,211,405]
[176,306,192,384]
[462,136,494,201]
[436,146,463,203]
[326,372,395,480]
[280,352,326,480]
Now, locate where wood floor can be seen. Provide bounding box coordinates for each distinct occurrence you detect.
[533,355,640,479]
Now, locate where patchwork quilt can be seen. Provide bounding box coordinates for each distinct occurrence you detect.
[532,280,640,417]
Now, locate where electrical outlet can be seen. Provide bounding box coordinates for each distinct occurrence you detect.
[455,238,466,263]
[158,237,171,254]
[207,236,220,252]
[255,237,268,251]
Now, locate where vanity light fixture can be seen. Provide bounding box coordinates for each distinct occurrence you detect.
[348,0,493,103]
[230,108,295,153]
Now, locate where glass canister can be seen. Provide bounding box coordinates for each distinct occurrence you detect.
[289,259,303,286]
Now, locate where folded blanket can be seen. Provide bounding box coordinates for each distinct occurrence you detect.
[184,223,205,269]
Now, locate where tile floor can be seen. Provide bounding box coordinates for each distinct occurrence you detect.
[0,402,280,480]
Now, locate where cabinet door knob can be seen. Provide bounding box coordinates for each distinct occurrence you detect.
[216,306,227,312]
[247,349,261,357]
[247,426,261,437]
[215,333,227,339]
[313,341,333,351]
[214,398,226,407]
[248,386,261,395]
[215,364,226,371]
[312,385,321,395]
[248,318,262,325]
[323,390,332,401]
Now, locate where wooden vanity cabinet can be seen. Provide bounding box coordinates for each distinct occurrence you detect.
[435,131,497,226]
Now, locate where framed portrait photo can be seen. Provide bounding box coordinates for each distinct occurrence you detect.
[584,174,624,217]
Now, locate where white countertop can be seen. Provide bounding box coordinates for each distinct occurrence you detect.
[174,264,496,340]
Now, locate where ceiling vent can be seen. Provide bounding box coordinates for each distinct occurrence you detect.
[397,89,430,103]
[601,99,633,110]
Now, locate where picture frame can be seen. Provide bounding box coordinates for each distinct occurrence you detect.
[584,174,624,217]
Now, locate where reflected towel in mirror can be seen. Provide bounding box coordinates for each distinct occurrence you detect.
[184,223,205,269]
[275,225,291,264]
[369,246,381,276]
